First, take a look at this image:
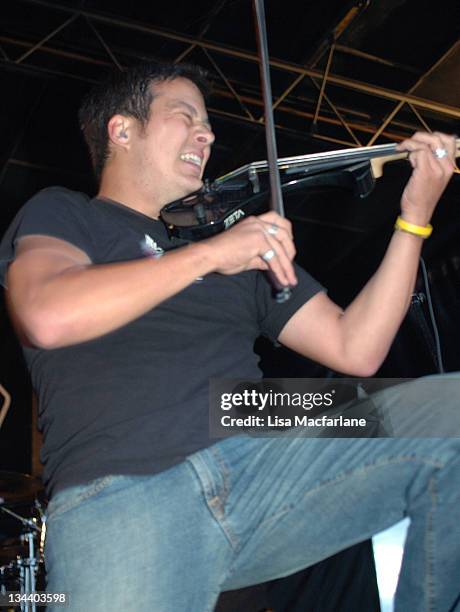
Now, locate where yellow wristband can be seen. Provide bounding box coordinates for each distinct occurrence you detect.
[394,216,433,238]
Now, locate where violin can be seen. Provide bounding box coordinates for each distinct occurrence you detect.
[160,139,460,241]
[162,0,459,303]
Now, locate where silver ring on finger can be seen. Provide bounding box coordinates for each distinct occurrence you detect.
[261,248,276,262]
[267,223,279,236]
[434,147,448,159]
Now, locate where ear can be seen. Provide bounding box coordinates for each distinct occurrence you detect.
[107,115,132,148]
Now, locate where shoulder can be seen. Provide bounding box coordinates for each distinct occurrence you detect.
[23,186,92,214]
[0,187,96,283]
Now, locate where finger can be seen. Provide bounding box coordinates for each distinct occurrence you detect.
[398,139,446,179]
[261,250,296,287]
[251,256,298,295]
[257,211,294,239]
[418,143,454,178]
[259,227,297,272]
[226,215,297,283]
[411,130,455,155]
[396,131,445,151]
[434,132,457,170]
[433,131,456,154]
[260,221,297,260]
[259,241,297,287]
[251,214,296,261]
[397,132,456,169]
[408,143,442,174]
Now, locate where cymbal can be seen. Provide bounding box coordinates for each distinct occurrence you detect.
[0,472,43,504]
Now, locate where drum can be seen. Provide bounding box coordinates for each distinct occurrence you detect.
[0,560,21,593]
[0,476,47,612]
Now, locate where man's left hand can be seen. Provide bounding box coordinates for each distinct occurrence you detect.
[395,131,456,226]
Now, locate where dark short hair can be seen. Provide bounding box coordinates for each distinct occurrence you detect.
[78,62,211,181]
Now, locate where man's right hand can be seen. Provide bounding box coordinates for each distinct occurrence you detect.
[203,211,298,287]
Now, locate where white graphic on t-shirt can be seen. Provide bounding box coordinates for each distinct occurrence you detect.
[141,233,204,281]
[141,234,164,258]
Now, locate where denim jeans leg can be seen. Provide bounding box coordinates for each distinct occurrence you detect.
[188,374,460,612]
[45,463,233,612]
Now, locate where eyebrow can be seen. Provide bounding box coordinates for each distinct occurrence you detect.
[168,99,212,130]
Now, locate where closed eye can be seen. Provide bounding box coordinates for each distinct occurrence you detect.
[179,112,193,122]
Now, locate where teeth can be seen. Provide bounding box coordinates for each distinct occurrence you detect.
[180,153,201,167]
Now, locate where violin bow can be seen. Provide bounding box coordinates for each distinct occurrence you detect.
[253,0,292,302]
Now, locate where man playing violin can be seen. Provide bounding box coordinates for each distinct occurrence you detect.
[0,62,459,611]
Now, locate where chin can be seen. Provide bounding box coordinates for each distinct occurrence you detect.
[161,179,202,208]
[182,175,204,195]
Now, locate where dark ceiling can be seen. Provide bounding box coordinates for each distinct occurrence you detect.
[1,0,459,185]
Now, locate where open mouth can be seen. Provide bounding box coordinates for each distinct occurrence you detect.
[180,153,202,169]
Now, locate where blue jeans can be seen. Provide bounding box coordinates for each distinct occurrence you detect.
[45,374,460,611]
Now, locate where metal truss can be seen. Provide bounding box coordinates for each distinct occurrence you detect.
[2,0,460,151]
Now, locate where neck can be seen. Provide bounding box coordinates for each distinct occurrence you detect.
[98,167,163,220]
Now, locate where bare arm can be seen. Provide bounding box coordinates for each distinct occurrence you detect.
[279,229,422,376]
[6,211,296,349]
[279,131,456,376]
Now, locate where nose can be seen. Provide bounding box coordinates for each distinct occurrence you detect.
[195,123,215,146]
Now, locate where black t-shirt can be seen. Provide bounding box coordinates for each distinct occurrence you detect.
[0,187,324,496]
